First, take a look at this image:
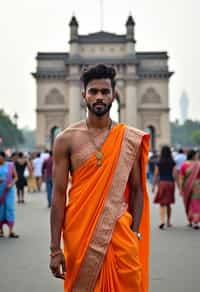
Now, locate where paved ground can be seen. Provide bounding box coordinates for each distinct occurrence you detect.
[0,186,200,292]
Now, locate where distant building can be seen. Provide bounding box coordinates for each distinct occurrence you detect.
[32,15,174,150]
[180,91,189,124]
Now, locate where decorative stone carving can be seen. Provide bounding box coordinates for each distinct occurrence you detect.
[45,88,64,105]
[141,88,161,104]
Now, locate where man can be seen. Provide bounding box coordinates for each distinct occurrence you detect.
[175,148,186,172]
[148,150,158,185]
[50,64,150,291]
[32,152,43,191]
[42,151,53,208]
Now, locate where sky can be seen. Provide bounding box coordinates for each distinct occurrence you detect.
[0,0,199,129]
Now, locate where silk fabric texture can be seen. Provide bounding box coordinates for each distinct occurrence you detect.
[63,124,150,292]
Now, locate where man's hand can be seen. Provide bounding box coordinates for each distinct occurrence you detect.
[49,252,66,280]
[0,178,4,183]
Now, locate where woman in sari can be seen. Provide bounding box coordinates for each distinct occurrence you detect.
[179,149,200,229]
[0,151,19,238]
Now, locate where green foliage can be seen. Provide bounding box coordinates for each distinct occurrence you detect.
[0,110,24,149]
[171,119,200,147]
[192,130,200,145]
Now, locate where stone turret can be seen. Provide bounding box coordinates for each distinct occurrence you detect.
[69,15,79,56]
[69,16,79,42]
[125,15,136,55]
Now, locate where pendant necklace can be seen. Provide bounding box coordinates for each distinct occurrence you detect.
[86,119,113,167]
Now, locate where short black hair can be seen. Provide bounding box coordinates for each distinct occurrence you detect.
[18,152,24,158]
[187,149,196,160]
[178,148,184,154]
[81,64,116,91]
[0,151,6,158]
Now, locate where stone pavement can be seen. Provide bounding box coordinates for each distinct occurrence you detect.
[0,188,200,292]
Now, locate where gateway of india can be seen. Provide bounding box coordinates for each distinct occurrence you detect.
[32,15,173,150]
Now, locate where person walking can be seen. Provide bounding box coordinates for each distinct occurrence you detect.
[148,150,158,185]
[42,151,53,208]
[179,149,200,229]
[26,154,37,193]
[152,145,178,229]
[32,152,43,191]
[49,64,150,292]
[175,148,186,172]
[0,151,19,238]
[15,152,30,203]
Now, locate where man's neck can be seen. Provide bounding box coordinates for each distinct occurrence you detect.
[86,113,111,129]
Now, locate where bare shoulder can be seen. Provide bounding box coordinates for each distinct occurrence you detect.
[68,120,86,130]
[54,121,86,154]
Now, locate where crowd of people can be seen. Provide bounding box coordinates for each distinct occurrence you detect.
[148,146,200,230]
[0,150,53,238]
[0,144,200,239]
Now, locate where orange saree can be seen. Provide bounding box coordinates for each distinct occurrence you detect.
[63,124,150,292]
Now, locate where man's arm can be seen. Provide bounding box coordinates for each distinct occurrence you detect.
[50,133,69,279]
[129,149,143,234]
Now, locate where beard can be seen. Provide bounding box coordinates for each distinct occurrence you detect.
[86,102,112,117]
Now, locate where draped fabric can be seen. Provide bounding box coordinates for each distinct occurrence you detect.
[0,162,13,205]
[180,161,200,222]
[0,162,15,227]
[63,124,150,292]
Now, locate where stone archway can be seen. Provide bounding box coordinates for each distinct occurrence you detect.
[145,125,156,151]
[50,126,61,149]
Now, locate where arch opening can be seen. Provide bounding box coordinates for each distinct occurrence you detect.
[145,125,156,151]
[50,126,61,149]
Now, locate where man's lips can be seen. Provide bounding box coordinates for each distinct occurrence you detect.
[94,103,106,108]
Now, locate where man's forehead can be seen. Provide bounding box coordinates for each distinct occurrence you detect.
[87,78,112,88]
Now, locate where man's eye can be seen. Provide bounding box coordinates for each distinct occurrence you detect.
[101,89,111,95]
[89,89,98,95]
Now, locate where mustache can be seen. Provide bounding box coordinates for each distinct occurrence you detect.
[93,102,106,106]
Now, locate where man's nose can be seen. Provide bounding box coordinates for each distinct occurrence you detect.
[96,91,104,100]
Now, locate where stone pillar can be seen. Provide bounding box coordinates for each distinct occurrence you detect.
[160,111,170,146]
[36,112,46,150]
[68,80,81,124]
[116,79,125,123]
[125,81,137,127]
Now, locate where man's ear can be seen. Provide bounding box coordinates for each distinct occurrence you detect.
[113,90,118,101]
[82,90,86,100]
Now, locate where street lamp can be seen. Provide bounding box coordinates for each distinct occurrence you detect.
[13,112,19,127]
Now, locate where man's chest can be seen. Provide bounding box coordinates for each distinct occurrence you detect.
[69,130,110,172]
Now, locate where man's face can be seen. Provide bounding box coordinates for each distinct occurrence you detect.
[82,79,115,117]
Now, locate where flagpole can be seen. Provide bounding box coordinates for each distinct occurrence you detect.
[100,0,104,31]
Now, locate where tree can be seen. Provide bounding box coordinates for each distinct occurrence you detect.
[0,110,24,149]
[171,119,200,147]
[192,130,200,146]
